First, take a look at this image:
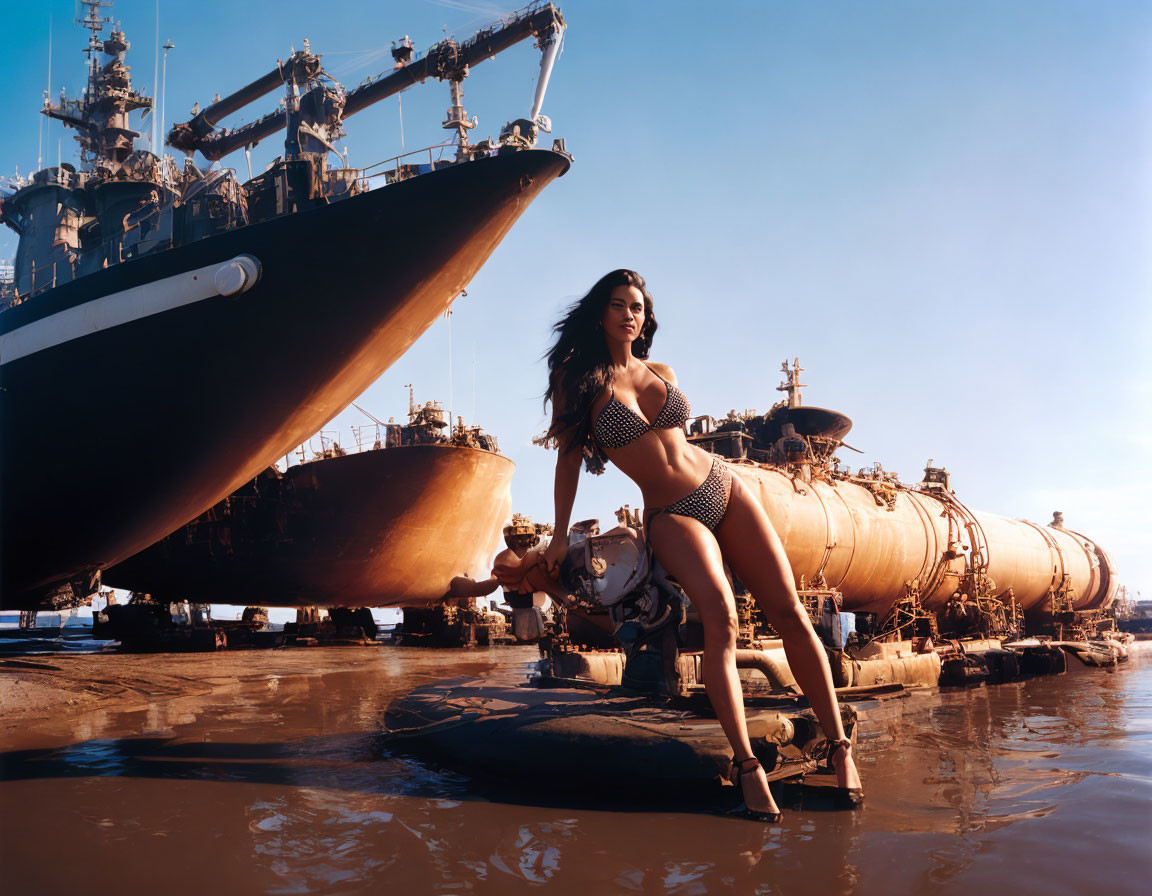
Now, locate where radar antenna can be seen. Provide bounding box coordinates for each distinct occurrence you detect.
[777,358,806,409]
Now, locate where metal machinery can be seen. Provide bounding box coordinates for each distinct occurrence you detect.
[164,1,567,210]
[166,3,565,164]
[691,360,1117,640]
[533,360,1125,698]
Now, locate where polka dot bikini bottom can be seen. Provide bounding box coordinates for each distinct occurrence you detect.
[648,458,732,532]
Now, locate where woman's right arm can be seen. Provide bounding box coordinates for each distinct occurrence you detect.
[543,372,580,570]
[544,445,581,568]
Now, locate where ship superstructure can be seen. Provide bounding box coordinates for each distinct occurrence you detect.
[2,2,173,298]
[0,1,570,607]
[2,1,568,299]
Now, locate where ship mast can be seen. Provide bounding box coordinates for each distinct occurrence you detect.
[777,358,806,409]
[42,0,154,175]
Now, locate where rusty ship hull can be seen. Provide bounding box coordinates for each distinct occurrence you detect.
[1,149,567,605]
[103,444,514,607]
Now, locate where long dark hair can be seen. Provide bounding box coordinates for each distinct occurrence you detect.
[544,269,657,474]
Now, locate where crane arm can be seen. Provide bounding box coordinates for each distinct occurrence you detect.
[167,51,323,155]
[167,2,564,162]
[344,2,564,117]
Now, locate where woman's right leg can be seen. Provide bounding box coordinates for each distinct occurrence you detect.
[715,477,862,794]
[647,511,780,817]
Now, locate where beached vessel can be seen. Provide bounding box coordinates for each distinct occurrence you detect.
[104,398,513,608]
[0,1,568,607]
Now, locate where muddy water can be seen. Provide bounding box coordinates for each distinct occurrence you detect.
[1,646,1149,895]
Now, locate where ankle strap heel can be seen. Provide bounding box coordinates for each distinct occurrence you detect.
[727,755,783,824]
[820,738,863,809]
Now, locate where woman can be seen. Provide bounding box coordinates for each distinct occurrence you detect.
[540,269,861,822]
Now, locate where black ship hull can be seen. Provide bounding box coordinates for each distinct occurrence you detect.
[104,445,514,607]
[1,149,568,605]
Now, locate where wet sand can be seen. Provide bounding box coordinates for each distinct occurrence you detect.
[1,645,1149,895]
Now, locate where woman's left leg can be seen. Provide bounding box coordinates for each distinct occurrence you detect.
[715,474,861,793]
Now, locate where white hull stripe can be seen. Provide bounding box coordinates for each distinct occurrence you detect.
[0,256,260,365]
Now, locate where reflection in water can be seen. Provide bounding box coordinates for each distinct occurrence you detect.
[1,647,1149,894]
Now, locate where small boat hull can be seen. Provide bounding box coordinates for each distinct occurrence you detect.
[104,445,514,607]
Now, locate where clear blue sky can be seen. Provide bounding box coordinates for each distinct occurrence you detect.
[3,0,1149,601]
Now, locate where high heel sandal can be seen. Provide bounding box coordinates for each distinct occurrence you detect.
[728,756,783,824]
[822,738,864,809]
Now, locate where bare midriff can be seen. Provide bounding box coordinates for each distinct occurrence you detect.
[604,427,714,508]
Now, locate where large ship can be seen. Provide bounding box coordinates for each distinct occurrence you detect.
[0,2,569,607]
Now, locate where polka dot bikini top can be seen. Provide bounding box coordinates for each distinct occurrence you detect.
[592,369,691,452]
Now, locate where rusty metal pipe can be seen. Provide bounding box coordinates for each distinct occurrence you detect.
[733,647,796,691]
[197,66,286,132]
[731,465,1117,615]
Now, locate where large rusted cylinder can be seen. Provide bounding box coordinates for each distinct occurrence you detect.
[730,464,1117,616]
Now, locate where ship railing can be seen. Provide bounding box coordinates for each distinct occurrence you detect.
[6,258,79,307]
[350,422,404,452]
[281,423,404,469]
[355,142,463,189]
[37,167,75,190]
[0,262,16,308]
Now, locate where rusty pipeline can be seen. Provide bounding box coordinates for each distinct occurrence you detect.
[731,465,1117,616]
